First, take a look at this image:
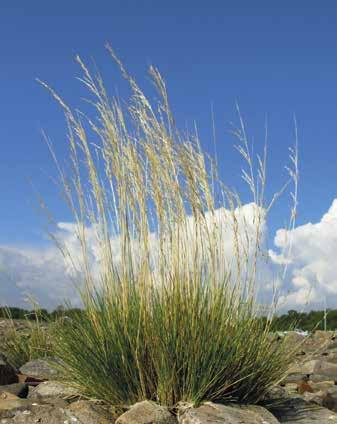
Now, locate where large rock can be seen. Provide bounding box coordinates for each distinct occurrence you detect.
[268,397,337,423]
[0,383,28,398]
[309,373,336,383]
[116,401,177,424]
[289,359,318,375]
[284,332,307,348]
[28,380,77,401]
[289,359,337,380]
[0,392,20,400]
[321,386,337,411]
[19,359,59,381]
[301,391,325,406]
[325,340,337,351]
[309,380,335,392]
[283,373,308,384]
[179,402,279,424]
[265,385,288,400]
[319,353,337,364]
[66,400,115,424]
[0,398,34,419]
[0,400,114,423]
[5,404,69,423]
[282,331,337,359]
[0,354,18,385]
[314,360,337,379]
[314,331,336,341]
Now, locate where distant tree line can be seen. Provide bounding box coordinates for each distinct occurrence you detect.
[0,306,82,321]
[270,309,337,332]
[1,306,336,331]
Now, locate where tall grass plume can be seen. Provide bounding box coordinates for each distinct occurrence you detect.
[40,46,298,408]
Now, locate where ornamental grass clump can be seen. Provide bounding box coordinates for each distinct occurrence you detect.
[42,46,298,408]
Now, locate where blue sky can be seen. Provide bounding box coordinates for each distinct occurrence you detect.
[0,1,336,308]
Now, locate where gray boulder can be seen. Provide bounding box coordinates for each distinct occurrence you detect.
[309,373,335,382]
[289,359,318,375]
[309,380,335,392]
[0,383,28,398]
[66,400,114,424]
[0,398,34,419]
[28,380,77,401]
[314,360,337,379]
[19,359,59,380]
[6,404,68,423]
[268,397,337,423]
[178,402,279,424]
[0,400,114,423]
[116,401,177,424]
[290,359,337,380]
[321,386,337,411]
[283,373,308,384]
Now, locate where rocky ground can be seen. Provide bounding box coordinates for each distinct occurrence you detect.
[0,320,29,339]
[2,323,337,423]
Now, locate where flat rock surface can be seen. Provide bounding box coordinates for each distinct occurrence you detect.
[28,380,77,400]
[268,397,337,423]
[0,384,28,399]
[0,400,114,423]
[19,359,59,381]
[67,400,115,424]
[0,398,34,419]
[179,402,280,424]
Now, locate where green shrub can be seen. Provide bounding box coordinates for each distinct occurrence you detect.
[44,46,298,408]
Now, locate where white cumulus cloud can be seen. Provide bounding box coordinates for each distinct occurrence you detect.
[1,200,337,311]
[271,199,337,310]
[0,203,268,309]
[0,243,78,310]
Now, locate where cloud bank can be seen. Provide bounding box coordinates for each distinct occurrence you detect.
[1,200,337,311]
[270,199,337,311]
[0,244,78,310]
